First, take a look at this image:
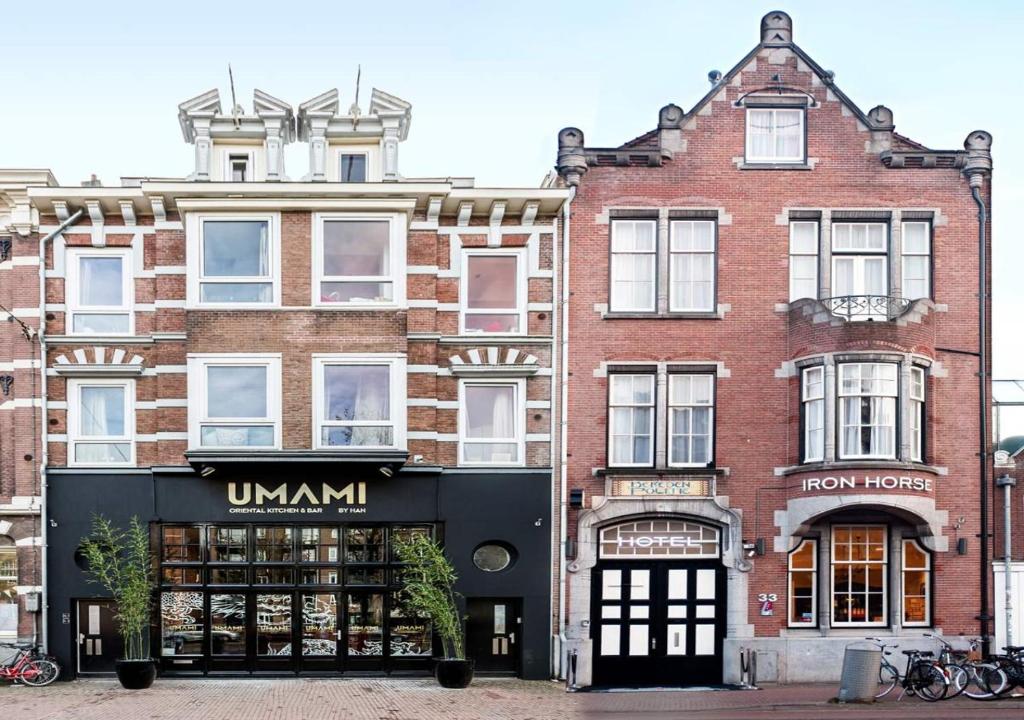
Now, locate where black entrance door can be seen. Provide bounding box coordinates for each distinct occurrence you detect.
[591,561,726,687]
[466,598,520,674]
[77,599,122,674]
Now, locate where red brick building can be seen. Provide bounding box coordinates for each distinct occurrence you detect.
[0,170,58,647]
[21,87,567,678]
[554,11,993,685]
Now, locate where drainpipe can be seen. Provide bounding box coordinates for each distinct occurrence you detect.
[997,472,1015,647]
[963,130,993,654]
[556,187,574,677]
[554,127,586,680]
[38,208,85,653]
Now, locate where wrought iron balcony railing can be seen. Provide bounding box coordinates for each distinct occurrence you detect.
[821,295,912,322]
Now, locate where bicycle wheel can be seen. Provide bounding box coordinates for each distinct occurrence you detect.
[944,664,968,698]
[875,662,899,698]
[909,662,948,702]
[990,658,1021,696]
[20,659,59,687]
[962,663,1007,699]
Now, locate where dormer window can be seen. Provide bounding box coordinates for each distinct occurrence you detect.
[229,154,250,182]
[745,108,805,164]
[340,154,367,183]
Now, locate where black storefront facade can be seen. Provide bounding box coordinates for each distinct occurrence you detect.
[46,465,551,680]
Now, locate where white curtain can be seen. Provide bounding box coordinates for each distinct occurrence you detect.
[351,368,390,446]
[258,224,270,277]
[749,110,773,158]
[490,387,513,439]
[81,387,112,436]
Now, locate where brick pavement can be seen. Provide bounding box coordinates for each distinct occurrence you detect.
[3,679,1024,720]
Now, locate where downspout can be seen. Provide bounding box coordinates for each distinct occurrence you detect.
[554,127,586,681]
[963,130,993,654]
[38,207,85,653]
[556,187,574,677]
[997,472,1015,647]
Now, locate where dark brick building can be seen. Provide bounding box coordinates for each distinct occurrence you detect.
[553,11,993,685]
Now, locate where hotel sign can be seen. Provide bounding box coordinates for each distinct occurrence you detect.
[799,475,933,493]
[226,481,367,515]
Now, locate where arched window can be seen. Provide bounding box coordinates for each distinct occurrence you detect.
[0,538,16,636]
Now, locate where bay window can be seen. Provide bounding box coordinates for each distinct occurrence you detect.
[902,538,931,626]
[67,378,134,466]
[838,363,897,459]
[831,525,887,626]
[313,355,405,450]
[188,355,281,449]
[608,374,655,467]
[459,380,524,465]
[667,373,713,466]
[461,250,526,335]
[788,539,817,626]
[669,220,715,312]
[910,367,925,462]
[67,248,133,335]
[745,108,804,164]
[901,221,931,300]
[315,217,402,306]
[609,220,656,312]
[801,366,824,462]
[789,221,818,301]
[191,216,278,306]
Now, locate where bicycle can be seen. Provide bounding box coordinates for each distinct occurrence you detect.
[924,634,1006,700]
[868,638,948,701]
[987,644,1024,696]
[0,642,60,686]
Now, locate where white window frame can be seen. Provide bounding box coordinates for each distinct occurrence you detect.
[66,247,134,337]
[67,377,135,467]
[745,108,805,164]
[788,538,818,627]
[339,152,369,183]
[186,354,282,450]
[901,538,931,627]
[831,223,889,318]
[459,248,527,336]
[225,151,254,183]
[901,221,931,300]
[312,354,407,451]
[789,221,819,301]
[668,220,716,312]
[457,378,526,467]
[186,213,281,309]
[830,524,888,628]
[312,213,406,309]
[0,543,16,638]
[837,362,898,460]
[609,219,657,313]
[801,366,825,463]
[910,366,925,463]
[667,373,714,467]
[608,373,656,468]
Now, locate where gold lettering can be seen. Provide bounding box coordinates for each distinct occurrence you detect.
[357,482,366,505]
[290,483,320,505]
[322,482,355,504]
[255,483,288,505]
[227,482,251,506]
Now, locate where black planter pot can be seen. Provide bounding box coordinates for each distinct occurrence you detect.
[115,659,157,689]
[434,658,475,688]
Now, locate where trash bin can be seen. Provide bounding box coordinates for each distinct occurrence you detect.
[837,643,881,703]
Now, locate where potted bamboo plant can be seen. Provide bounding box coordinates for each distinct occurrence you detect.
[393,533,473,688]
[80,515,157,689]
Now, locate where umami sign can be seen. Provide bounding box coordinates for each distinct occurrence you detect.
[226,481,367,515]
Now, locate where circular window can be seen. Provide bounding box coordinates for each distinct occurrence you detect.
[472,543,515,573]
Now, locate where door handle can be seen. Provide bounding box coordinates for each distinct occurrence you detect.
[650,637,656,650]
[78,633,85,644]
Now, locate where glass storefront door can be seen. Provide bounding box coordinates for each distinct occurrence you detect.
[158,523,434,676]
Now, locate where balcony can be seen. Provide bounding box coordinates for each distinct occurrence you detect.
[821,295,912,322]
[787,296,938,359]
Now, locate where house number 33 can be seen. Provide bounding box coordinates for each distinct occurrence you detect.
[757,593,778,602]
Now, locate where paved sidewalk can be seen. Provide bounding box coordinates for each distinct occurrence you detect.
[3,678,1024,719]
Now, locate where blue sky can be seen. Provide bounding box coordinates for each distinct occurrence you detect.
[4,0,1023,425]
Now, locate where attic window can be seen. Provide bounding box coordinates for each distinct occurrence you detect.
[745,108,805,164]
[229,155,250,182]
[341,154,367,183]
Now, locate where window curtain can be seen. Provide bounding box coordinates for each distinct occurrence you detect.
[775,113,801,158]
[82,387,113,436]
[749,110,773,158]
[490,387,513,439]
[351,370,390,446]
[869,397,895,456]
[258,224,270,277]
